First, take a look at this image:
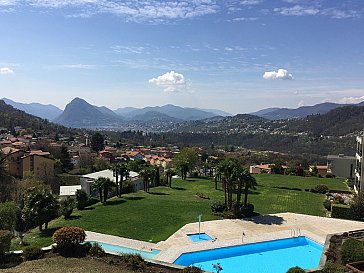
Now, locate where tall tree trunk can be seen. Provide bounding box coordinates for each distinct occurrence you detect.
[119,176,123,197]
[223,179,227,208]
[115,172,119,197]
[104,187,108,204]
[99,189,103,203]
[237,180,242,205]
[244,184,249,207]
[214,176,218,190]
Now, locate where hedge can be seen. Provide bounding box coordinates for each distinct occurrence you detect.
[341,239,364,264]
[331,204,355,220]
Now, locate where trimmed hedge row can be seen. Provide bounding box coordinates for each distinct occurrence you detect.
[331,204,355,220]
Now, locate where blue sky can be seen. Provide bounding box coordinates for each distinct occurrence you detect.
[0,0,363,114]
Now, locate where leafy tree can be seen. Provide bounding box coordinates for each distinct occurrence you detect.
[75,189,88,210]
[173,147,198,180]
[21,186,59,231]
[0,202,18,230]
[351,192,364,221]
[93,157,109,172]
[91,132,105,152]
[59,145,73,172]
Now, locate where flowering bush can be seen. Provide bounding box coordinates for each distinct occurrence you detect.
[52,226,86,248]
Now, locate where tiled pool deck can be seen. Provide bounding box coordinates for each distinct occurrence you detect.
[86,212,364,263]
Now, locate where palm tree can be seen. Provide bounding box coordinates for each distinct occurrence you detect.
[92,178,104,203]
[165,168,176,188]
[102,177,114,204]
[110,163,120,196]
[93,177,114,204]
[117,163,129,196]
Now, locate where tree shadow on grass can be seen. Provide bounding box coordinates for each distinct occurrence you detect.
[106,199,127,205]
[172,187,186,191]
[65,215,82,220]
[245,215,285,225]
[124,196,145,201]
[148,192,169,195]
[39,227,59,238]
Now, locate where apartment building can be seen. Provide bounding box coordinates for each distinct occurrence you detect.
[355,134,364,192]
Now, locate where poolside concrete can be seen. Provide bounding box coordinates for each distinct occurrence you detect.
[154,212,364,263]
[85,213,364,264]
[86,231,157,253]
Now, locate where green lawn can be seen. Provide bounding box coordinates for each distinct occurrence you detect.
[11,174,349,250]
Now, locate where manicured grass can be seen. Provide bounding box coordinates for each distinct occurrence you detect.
[11,174,349,250]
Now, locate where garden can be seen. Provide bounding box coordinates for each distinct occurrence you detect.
[7,174,349,250]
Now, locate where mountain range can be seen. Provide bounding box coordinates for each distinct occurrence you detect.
[53,98,230,128]
[3,97,231,128]
[250,101,364,120]
[2,98,63,121]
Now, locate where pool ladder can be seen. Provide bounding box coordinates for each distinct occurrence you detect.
[291,228,301,237]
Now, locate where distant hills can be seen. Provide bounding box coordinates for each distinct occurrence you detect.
[176,104,364,137]
[53,98,228,128]
[250,101,364,120]
[0,100,70,134]
[2,98,62,121]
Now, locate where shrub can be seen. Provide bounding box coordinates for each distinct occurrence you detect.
[341,238,364,264]
[181,266,203,273]
[0,230,12,261]
[287,266,306,273]
[75,189,88,210]
[23,246,44,261]
[86,197,99,207]
[88,242,105,257]
[0,202,18,231]
[120,254,145,269]
[326,173,335,178]
[314,184,329,194]
[242,203,254,217]
[211,201,226,213]
[60,197,75,219]
[331,204,355,220]
[323,199,332,211]
[53,226,86,249]
[322,261,346,273]
[286,266,305,273]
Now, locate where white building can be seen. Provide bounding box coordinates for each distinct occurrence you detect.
[355,135,364,192]
[80,169,144,196]
[59,185,82,200]
[327,154,355,178]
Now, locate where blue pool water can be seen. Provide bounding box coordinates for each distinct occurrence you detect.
[187,233,213,242]
[174,237,323,273]
[87,241,160,260]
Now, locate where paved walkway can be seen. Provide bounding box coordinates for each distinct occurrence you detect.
[86,213,364,264]
[86,231,157,253]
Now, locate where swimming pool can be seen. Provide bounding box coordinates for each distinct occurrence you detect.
[87,241,160,260]
[174,236,323,273]
[187,233,213,242]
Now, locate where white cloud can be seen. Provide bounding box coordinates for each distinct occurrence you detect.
[274,5,319,16]
[149,70,186,92]
[263,69,293,80]
[15,0,219,23]
[0,0,16,6]
[0,67,14,74]
[339,96,364,104]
